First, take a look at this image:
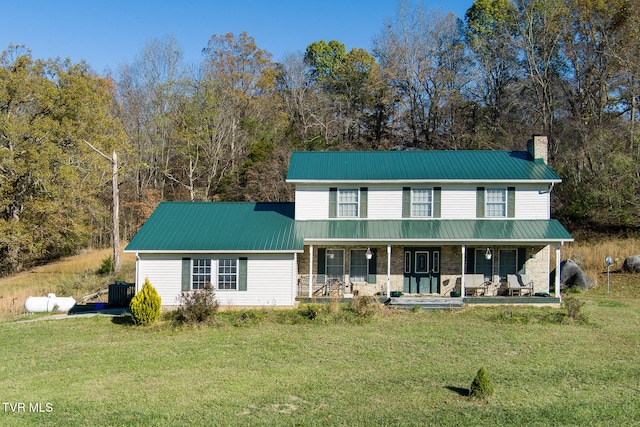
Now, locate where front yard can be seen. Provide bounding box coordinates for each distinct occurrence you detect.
[1,289,639,426]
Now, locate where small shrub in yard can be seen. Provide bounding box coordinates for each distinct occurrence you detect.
[469,367,494,399]
[298,303,322,320]
[564,296,588,323]
[129,278,161,325]
[176,283,219,324]
[352,295,382,319]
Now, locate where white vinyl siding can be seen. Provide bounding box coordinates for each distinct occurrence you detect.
[367,187,403,219]
[136,253,296,306]
[441,187,478,219]
[295,184,552,220]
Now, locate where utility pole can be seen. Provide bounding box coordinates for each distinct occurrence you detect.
[83,141,120,273]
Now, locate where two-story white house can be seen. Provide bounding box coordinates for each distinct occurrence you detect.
[125,136,573,306]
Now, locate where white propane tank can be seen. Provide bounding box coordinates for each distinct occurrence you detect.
[24,293,76,313]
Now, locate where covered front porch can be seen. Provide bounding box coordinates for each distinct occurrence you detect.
[296,242,567,299]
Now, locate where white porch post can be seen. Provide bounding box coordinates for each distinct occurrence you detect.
[309,244,314,298]
[386,244,392,298]
[555,244,561,299]
[461,245,466,297]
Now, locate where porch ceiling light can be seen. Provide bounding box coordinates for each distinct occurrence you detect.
[485,247,492,260]
[366,247,373,260]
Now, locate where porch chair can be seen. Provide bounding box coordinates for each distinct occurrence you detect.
[465,274,491,296]
[507,274,533,296]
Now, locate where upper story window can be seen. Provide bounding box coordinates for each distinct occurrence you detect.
[411,188,433,217]
[338,189,359,217]
[486,188,507,217]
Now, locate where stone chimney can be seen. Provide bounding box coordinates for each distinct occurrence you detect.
[527,135,548,164]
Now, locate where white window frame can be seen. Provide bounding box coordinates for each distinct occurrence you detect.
[411,188,433,217]
[338,189,359,218]
[486,188,507,218]
[191,259,211,290]
[217,258,239,291]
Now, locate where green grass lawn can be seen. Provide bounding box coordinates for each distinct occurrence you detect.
[1,295,639,426]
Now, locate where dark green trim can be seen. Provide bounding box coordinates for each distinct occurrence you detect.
[508,187,516,218]
[402,187,410,218]
[238,257,248,291]
[317,248,326,282]
[360,187,368,218]
[476,187,485,218]
[181,258,191,292]
[517,248,527,274]
[329,188,337,218]
[466,250,475,274]
[368,248,377,283]
[433,187,441,218]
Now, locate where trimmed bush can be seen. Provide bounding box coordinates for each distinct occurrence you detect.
[469,367,494,398]
[130,278,162,325]
[176,284,219,324]
[351,295,381,319]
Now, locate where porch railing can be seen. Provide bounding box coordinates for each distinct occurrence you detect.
[297,274,346,297]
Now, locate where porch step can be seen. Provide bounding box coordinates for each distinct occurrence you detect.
[387,297,464,310]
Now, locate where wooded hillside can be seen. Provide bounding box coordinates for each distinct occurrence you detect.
[1,0,639,274]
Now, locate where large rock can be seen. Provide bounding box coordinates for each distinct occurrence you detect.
[550,259,592,291]
[622,255,640,273]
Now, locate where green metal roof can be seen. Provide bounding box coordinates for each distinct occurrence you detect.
[286,150,561,182]
[126,202,572,253]
[125,202,302,253]
[295,219,573,244]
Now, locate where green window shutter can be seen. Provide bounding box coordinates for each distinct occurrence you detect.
[329,188,337,218]
[360,187,368,218]
[433,187,441,218]
[476,187,485,218]
[507,187,515,218]
[517,248,527,274]
[368,248,377,284]
[402,187,410,218]
[181,258,191,291]
[238,257,248,291]
[466,250,475,274]
[317,248,326,283]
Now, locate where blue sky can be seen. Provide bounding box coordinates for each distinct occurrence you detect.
[3,0,475,74]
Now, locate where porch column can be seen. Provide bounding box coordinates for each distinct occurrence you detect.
[555,244,561,299]
[461,245,466,297]
[386,244,391,298]
[309,244,313,298]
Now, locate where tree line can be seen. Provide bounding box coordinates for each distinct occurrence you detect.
[1,0,639,274]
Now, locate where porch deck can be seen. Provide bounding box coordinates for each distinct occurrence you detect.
[296,295,561,310]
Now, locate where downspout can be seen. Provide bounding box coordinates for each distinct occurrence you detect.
[135,253,140,292]
[293,253,298,306]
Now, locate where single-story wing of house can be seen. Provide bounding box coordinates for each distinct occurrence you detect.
[125,136,573,306]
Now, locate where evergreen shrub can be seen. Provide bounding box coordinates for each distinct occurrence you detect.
[130,278,162,325]
[469,367,494,398]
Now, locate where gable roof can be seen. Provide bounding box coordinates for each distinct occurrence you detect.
[286,150,561,183]
[125,202,302,253]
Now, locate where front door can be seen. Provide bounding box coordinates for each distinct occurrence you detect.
[403,247,440,294]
